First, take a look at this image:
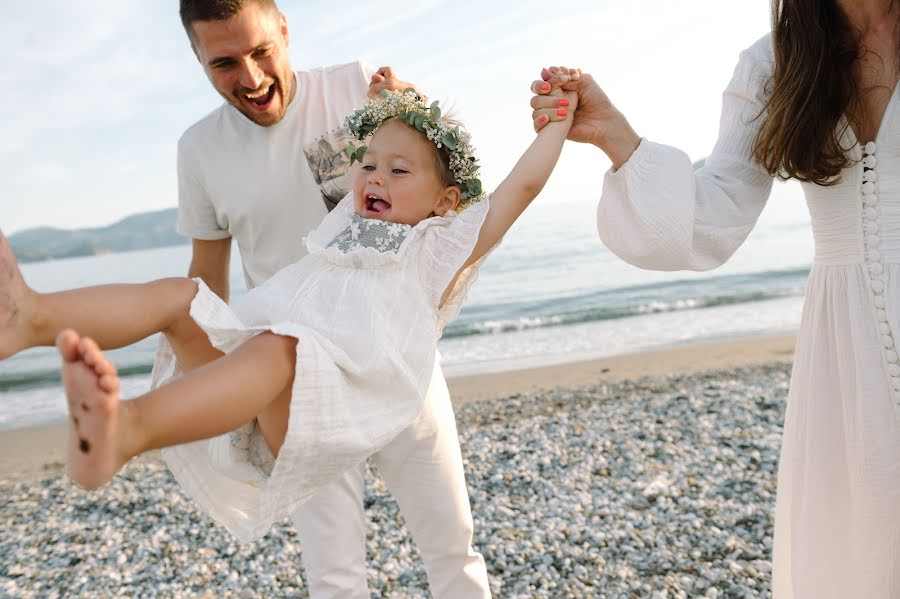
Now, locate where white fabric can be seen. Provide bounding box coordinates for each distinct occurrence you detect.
[154,195,492,543]
[173,60,491,595]
[176,61,374,289]
[598,33,900,598]
[291,359,490,598]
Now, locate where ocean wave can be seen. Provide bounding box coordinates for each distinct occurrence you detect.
[0,267,809,391]
[0,363,153,393]
[444,268,808,338]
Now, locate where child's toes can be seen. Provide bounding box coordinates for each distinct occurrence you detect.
[78,337,102,366]
[90,349,117,379]
[56,329,81,363]
[98,373,120,394]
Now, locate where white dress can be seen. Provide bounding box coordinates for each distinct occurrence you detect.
[150,194,491,544]
[598,34,900,598]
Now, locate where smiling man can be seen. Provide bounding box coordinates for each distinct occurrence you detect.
[174,1,491,597]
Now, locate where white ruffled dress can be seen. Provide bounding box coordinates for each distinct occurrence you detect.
[598,34,900,598]
[150,194,491,543]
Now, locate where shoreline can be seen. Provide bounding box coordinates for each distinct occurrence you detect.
[0,333,795,484]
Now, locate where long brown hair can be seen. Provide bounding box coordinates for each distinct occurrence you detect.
[752,0,888,185]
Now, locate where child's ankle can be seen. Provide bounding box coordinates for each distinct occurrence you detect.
[23,291,55,347]
[117,400,148,460]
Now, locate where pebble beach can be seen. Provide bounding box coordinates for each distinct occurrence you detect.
[0,349,791,599]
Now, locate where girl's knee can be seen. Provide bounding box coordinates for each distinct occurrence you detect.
[169,277,199,301]
[257,332,297,357]
[159,278,199,335]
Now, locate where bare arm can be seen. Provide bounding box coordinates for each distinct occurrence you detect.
[437,83,576,307]
[187,237,232,302]
[464,88,576,269]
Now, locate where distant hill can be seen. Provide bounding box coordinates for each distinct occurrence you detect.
[9,208,188,263]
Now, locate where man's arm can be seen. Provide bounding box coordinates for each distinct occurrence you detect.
[187,237,232,302]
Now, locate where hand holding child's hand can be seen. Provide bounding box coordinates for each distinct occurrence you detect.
[368,66,420,98]
[530,66,580,131]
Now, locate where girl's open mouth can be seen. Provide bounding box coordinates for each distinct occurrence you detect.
[366,195,391,213]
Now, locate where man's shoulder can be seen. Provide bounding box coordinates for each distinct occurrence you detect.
[300,60,367,78]
[297,60,373,89]
[178,104,230,150]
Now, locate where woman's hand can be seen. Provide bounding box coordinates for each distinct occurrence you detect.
[530,66,641,169]
[531,67,580,131]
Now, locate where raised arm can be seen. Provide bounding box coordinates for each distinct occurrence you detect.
[462,78,578,269]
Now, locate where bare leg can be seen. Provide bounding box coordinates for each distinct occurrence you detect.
[0,231,31,359]
[61,328,296,489]
[0,230,205,359]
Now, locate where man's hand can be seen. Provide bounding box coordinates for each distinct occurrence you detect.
[530,66,640,168]
[368,66,419,97]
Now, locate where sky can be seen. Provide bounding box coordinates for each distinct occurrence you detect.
[0,1,798,236]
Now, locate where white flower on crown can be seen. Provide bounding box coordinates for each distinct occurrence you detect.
[344,89,485,209]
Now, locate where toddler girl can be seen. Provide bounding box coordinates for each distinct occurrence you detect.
[0,81,578,542]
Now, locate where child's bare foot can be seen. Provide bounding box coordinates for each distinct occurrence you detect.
[58,329,127,490]
[0,231,31,359]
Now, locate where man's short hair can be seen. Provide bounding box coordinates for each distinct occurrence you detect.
[179,0,278,40]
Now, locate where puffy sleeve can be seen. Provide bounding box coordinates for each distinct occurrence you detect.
[419,196,493,332]
[597,34,776,271]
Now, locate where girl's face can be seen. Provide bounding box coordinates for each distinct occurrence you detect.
[352,119,460,225]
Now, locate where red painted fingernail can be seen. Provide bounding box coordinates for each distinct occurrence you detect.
[540,115,549,122]
[540,83,550,91]
[557,109,568,117]
[558,99,570,107]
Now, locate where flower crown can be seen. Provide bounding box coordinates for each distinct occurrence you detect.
[344,89,485,207]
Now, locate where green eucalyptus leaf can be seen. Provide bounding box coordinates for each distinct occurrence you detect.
[379,89,389,98]
[350,145,367,164]
[441,132,458,150]
[460,191,470,200]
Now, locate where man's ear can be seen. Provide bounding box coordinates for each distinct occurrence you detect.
[433,186,461,216]
[280,12,290,47]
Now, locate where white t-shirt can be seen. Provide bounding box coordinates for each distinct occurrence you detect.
[177,61,375,288]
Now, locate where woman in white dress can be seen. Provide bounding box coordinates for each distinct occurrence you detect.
[0,85,578,543]
[532,1,900,597]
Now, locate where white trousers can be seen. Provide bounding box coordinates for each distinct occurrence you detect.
[289,360,492,598]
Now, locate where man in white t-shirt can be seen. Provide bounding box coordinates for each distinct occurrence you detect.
[176,1,491,597]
